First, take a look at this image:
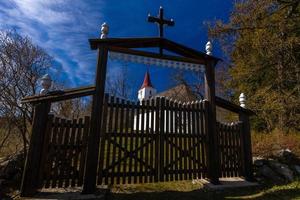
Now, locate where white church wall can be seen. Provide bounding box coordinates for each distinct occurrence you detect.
[133,110,193,133]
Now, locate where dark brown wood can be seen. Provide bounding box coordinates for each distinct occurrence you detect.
[204,59,220,184]
[22,86,95,104]
[164,98,170,181]
[21,102,50,197]
[144,99,150,183]
[139,100,145,183]
[134,100,140,183]
[45,117,59,188]
[108,46,205,65]
[239,113,254,181]
[174,100,179,181]
[79,116,90,185]
[128,100,135,184]
[98,95,109,185]
[150,98,155,182]
[216,96,254,115]
[38,114,54,187]
[89,37,220,62]
[182,103,188,180]
[89,37,161,50]
[159,97,165,181]
[117,99,124,184]
[191,102,197,179]
[105,96,114,184]
[68,118,77,187]
[83,45,108,194]
[62,120,71,187]
[147,6,174,38]
[122,100,130,184]
[169,100,175,181]
[155,98,160,182]
[111,97,119,185]
[187,103,193,179]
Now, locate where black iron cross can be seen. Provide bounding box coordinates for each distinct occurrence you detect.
[148,6,175,38]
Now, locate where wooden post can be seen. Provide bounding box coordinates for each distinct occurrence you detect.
[239,112,254,181]
[20,102,50,197]
[159,97,165,181]
[204,60,220,184]
[82,45,108,194]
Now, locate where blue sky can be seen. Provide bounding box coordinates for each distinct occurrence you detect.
[0,0,233,98]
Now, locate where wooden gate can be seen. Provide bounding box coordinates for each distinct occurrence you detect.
[217,122,244,178]
[39,115,90,188]
[97,95,208,185]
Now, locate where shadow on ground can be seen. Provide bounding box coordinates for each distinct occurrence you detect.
[105,186,300,200]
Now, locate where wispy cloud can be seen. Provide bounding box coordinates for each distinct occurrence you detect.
[0,0,104,86]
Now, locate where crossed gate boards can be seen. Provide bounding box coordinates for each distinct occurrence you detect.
[40,96,243,188]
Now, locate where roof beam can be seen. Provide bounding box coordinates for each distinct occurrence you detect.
[108,46,206,65]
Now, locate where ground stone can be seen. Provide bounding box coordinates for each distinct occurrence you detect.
[269,161,294,181]
[258,165,283,182]
[253,157,266,167]
[294,165,300,175]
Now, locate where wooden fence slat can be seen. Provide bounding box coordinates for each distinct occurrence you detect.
[144,99,150,183]
[164,98,169,181]
[45,117,59,188]
[98,95,109,185]
[73,118,83,185]
[134,100,140,183]
[139,100,145,183]
[128,100,134,184]
[111,97,119,185]
[78,116,89,186]
[191,102,197,179]
[122,100,130,184]
[169,100,174,181]
[159,97,165,182]
[57,118,66,188]
[174,101,179,181]
[63,120,71,187]
[199,101,205,178]
[117,99,125,184]
[39,115,54,188]
[150,98,155,183]
[104,96,114,184]
[154,98,160,182]
[187,103,192,180]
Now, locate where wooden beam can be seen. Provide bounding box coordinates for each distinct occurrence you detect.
[162,39,221,62]
[82,45,108,194]
[89,37,161,50]
[216,96,254,115]
[21,86,95,104]
[239,112,254,181]
[108,46,206,65]
[204,60,220,184]
[89,37,221,63]
[20,102,50,196]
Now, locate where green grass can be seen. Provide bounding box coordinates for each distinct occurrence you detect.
[106,180,300,200]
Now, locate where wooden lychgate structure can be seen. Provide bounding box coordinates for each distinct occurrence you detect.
[20,14,254,196]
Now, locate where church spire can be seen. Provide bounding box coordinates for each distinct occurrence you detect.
[138,70,156,101]
[140,70,153,89]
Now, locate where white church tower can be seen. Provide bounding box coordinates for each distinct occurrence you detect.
[138,71,156,101]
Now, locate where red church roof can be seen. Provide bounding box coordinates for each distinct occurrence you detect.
[140,71,154,89]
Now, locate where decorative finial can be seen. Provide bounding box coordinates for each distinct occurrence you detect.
[40,74,52,95]
[100,22,109,39]
[239,93,246,108]
[205,41,212,55]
